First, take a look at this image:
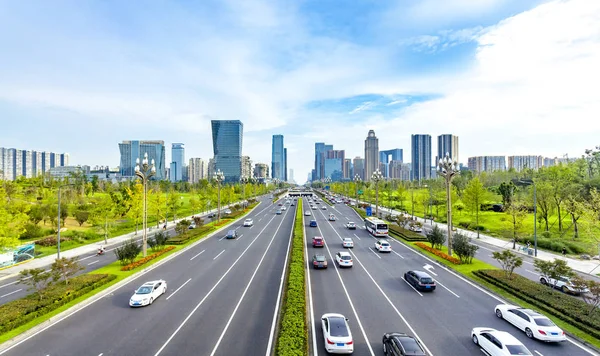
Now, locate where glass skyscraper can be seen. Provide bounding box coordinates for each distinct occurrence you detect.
[271,135,285,180]
[211,120,243,183]
[170,143,185,182]
[411,134,431,181]
[119,140,166,180]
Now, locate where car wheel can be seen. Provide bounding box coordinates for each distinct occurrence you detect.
[149,297,154,305]
[561,285,569,293]
[382,342,387,354]
[540,278,548,285]
[525,328,534,339]
[495,309,503,319]
[472,335,479,345]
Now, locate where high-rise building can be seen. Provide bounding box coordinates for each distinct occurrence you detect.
[389,160,411,181]
[379,149,403,178]
[353,157,365,180]
[314,142,333,180]
[211,120,243,183]
[437,134,459,164]
[1,147,69,181]
[207,158,215,179]
[411,134,432,181]
[284,148,288,182]
[343,158,351,179]
[323,150,345,181]
[170,143,185,182]
[254,163,269,179]
[364,130,379,180]
[188,158,208,183]
[271,135,285,180]
[508,155,543,172]
[467,156,506,173]
[241,156,252,179]
[119,140,166,180]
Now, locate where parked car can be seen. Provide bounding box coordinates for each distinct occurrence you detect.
[310,219,318,227]
[404,270,436,291]
[226,230,238,239]
[313,236,324,247]
[129,280,167,307]
[243,218,253,227]
[207,212,216,218]
[539,275,589,294]
[321,313,354,354]
[345,222,356,230]
[494,304,566,342]
[312,254,328,269]
[336,251,353,267]
[342,238,354,248]
[382,332,426,356]
[409,225,423,233]
[471,327,532,356]
[375,240,392,253]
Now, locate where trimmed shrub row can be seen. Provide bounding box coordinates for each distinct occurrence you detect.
[473,269,600,339]
[276,199,307,355]
[351,206,367,219]
[0,274,116,334]
[389,225,427,242]
[120,246,176,271]
[415,242,462,265]
[167,226,214,245]
[518,237,587,255]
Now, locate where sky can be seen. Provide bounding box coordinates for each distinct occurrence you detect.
[1,0,599,184]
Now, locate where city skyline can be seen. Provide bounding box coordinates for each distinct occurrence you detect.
[0,1,598,183]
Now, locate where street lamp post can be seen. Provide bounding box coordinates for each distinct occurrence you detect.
[135,152,156,258]
[240,177,248,208]
[514,179,537,257]
[438,153,459,256]
[371,169,383,217]
[354,174,361,205]
[56,183,74,259]
[213,169,225,222]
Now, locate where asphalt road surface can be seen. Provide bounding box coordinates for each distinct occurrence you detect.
[0,195,295,356]
[305,197,598,356]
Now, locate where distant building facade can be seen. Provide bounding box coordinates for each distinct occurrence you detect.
[411,134,432,181]
[241,156,252,179]
[119,140,166,180]
[254,163,269,179]
[271,135,285,180]
[353,157,365,180]
[1,147,70,181]
[211,120,243,183]
[467,156,506,173]
[508,155,543,172]
[437,134,459,163]
[188,158,208,183]
[364,130,379,181]
[170,143,185,182]
[379,149,403,178]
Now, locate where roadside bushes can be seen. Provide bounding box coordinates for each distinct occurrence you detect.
[473,269,600,339]
[34,236,72,247]
[120,246,175,271]
[415,242,462,265]
[388,225,427,242]
[519,237,586,255]
[114,239,142,265]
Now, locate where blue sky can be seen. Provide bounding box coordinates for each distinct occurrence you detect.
[1,0,599,183]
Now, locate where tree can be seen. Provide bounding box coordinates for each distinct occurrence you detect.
[90,195,117,244]
[167,191,183,222]
[492,250,523,279]
[29,204,45,225]
[126,183,143,235]
[189,196,201,215]
[19,268,53,300]
[579,188,600,241]
[534,258,574,290]
[114,238,142,265]
[175,219,191,238]
[532,181,553,232]
[426,225,446,249]
[544,165,574,232]
[564,186,584,239]
[50,257,84,285]
[90,175,99,196]
[505,202,527,249]
[462,177,488,238]
[149,187,167,228]
[0,187,28,249]
[571,277,600,315]
[452,233,478,264]
[74,210,90,226]
[498,181,515,207]
[395,184,407,211]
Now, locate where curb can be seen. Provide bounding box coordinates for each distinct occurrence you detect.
[0,202,262,354]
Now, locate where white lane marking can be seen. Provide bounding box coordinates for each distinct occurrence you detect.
[401,277,423,297]
[423,264,438,276]
[166,278,192,300]
[479,349,488,355]
[525,270,538,275]
[523,260,534,265]
[258,218,262,222]
[249,226,253,229]
[392,250,404,259]
[369,247,382,259]
[219,235,227,241]
[0,288,23,299]
[305,209,319,356]
[435,280,460,298]
[345,216,350,220]
[534,351,544,356]
[87,260,99,266]
[213,250,225,260]
[209,206,292,356]
[476,244,496,252]
[99,353,103,356]
[237,234,244,240]
[190,250,206,261]
[235,227,240,230]
[0,280,18,289]
[353,233,361,241]
[153,213,279,356]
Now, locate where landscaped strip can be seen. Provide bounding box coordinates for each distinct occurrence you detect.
[388,225,427,242]
[275,199,307,356]
[120,246,176,271]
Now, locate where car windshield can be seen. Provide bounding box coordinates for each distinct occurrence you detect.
[534,317,555,326]
[506,345,531,355]
[398,337,423,353]
[245,219,251,222]
[315,255,326,262]
[341,255,351,260]
[136,286,152,294]
[329,317,349,337]
[227,231,235,235]
[344,238,352,242]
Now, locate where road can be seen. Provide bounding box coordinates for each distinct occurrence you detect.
[305,197,597,356]
[0,196,295,356]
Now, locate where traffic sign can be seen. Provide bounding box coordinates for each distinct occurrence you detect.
[366,206,372,216]
[325,185,330,190]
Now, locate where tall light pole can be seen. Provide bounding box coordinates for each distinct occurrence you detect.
[56,183,74,259]
[371,169,383,217]
[213,169,225,222]
[514,178,537,257]
[354,174,361,205]
[240,176,248,208]
[438,153,459,256]
[135,152,156,258]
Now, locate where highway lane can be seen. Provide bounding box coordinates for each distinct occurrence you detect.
[0,197,294,356]
[307,199,597,356]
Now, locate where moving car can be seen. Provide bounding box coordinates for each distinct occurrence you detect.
[310,219,318,227]
[129,280,167,307]
[313,236,325,247]
[276,209,282,215]
[409,225,423,233]
[345,222,356,230]
[321,313,354,354]
[404,270,436,291]
[243,218,253,227]
[312,205,318,210]
[226,230,238,239]
[336,251,353,267]
[382,332,426,356]
[312,254,328,269]
[305,211,312,216]
[342,238,354,248]
[375,240,392,253]
[281,206,287,211]
[494,304,566,342]
[321,205,327,210]
[207,212,216,218]
[471,327,532,356]
[539,275,589,294]
[329,214,336,221]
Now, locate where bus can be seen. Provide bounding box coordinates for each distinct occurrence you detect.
[364,217,389,237]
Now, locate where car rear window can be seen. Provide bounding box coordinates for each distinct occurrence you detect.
[227,230,235,235]
[341,255,351,260]
[381,242,390,246]
[506,345,531,355]
[329,317,349,337]
[397,337,423,353]
[315,255,326,262]
[534,318,555,327]
[419,278,434,284]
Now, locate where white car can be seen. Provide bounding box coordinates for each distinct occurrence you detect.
[243,218,253,227]
[129,280,167,307]
[312,205,318,210]
[336,251,353,267]
[409,225,423,233]
[321,205,327,210]
[539,275,589,294]
[305,211,312,216]
[321,313,354,354]
[345,222,356,230]
[494,305,566,342]
[281,206,287,211]
[471,327,532,356]
[375,240,392,253]
[342,238,354,248]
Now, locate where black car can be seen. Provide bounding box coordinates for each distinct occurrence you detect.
[207,212,216,218]
[382,332,426,356]
[404,270,436,291]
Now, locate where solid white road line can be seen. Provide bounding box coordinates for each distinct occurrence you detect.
[0,280,19,289]
[153,214,278,356]
[87,260,99,266]
[237,234,244,240]
[353,233,361,240]
[525,270,538,275]
[401,278,423,296]
[219,235,227,241]
[166,278,192,301]
[477,244,496,252]
[0,288,23,299]
[213,250,225,260]
[369,248,382,259]
[190,250,206,261]
[534,350,544,356]
[392,250,405,259]
[98,353,103,356]
[435,280,460,298]
[305,212,319,356]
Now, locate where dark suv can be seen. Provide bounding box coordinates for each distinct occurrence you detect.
[403,270,436,291]
[382,332,426,356]
[225,230,238,239]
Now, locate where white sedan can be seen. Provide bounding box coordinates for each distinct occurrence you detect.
[321,313,354,354]
[495,304,566,342]
[281,206,287,211]
[375,240,392,252]
[129,280,167,307]
[471,327,532,356]
[243,218,253,227]
[342,238,354,248]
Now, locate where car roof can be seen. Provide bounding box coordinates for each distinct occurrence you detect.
[338,251,351,256]
[141,280,163,286]
[411,270,433,278]
[390,334,424,352]
[488,330,523,344]
[227,230,236,234]
[519,308,544,317]
[343,237,352,240]
[313,236,323,239]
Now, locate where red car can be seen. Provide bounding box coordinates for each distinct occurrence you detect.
[312,236,324,247]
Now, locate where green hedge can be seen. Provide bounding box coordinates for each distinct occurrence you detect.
[0,274,116,335]
[167,225,214,244]
[276,199,307,355]
[473,269,600,339]
[518,237,586,255]
[351,206,367,218]
[388,225,427,242]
